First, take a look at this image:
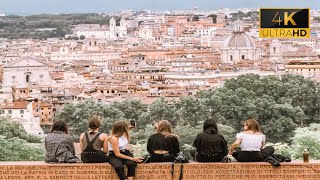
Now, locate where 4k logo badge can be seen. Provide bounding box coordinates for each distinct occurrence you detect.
[259,8,310,38]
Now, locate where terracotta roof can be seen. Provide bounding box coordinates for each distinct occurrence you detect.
[1,101,29,109]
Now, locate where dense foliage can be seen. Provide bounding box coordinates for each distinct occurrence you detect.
[0,13,120,39]
[56,74,320,157]
[269,124,320,160]
[0,117,44,161]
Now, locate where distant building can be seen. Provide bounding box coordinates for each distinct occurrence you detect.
[285,60,320,81]
[216,12,225,24]
[221,19,261,64]
[2,57,53,94]
[74,17,127,39]
[0,101,44,136]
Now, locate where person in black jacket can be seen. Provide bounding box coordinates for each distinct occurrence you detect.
[191,119,228,162]
[147,120,180,162]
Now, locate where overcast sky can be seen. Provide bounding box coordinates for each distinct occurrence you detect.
[0,0,319,15]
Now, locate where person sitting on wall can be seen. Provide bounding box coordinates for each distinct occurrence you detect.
[190,119,228,162]
[228,119,274,162]
[80,116,109,163]
[147,120,180,162]
[108,120,143,180]
[45,120,80,163]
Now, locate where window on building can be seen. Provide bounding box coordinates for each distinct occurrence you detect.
[26,75,30,83]
[230,55,233,61]
[241,55,245,60]
[20,110,24,114]
[8,110,12,114]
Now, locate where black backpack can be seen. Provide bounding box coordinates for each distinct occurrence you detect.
[81,132,107,163]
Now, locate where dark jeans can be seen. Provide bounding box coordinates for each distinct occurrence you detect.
[108,151,137,180]
[232,146,275,162]
[190,150,227,162]
[150,153,176,162]
[81,151,109,163]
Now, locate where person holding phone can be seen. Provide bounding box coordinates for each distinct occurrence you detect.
[130,120,136,128]
[108,120,143,180]
[147,120,180,162]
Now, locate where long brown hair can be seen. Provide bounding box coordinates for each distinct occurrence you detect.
[111,120,130,141]
[244,119,261,132]
[156,120,176,138]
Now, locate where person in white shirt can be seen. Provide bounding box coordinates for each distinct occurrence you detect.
[228,119,274,162]
[108,120,143,180]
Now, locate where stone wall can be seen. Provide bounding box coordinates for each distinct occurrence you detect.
[0,161,319,180]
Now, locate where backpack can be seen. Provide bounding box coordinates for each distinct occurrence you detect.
[81,132,107,163]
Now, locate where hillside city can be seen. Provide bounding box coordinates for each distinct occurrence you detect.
[0,8,320,138]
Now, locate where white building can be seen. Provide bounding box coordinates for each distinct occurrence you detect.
[269,39,283,63]
[138,26,154,39]
[2,57,53,93]
[74,17,127,39]
[196,27,217,37]
[221,20,261,64]
[0,102,44,136]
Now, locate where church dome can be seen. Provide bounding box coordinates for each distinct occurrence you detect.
[223,19,255,48]
[223,32,255,48]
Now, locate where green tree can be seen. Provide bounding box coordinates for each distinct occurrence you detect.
[0,117,44,161]
[111,99,147,128]
[175,96,210,126]
[0,117,41,143]
[290,123,320,159]
[56,100,124,139]
[0,137,44,161]
[144,97,177,125]
[207,14,217,23]
[314,17,320,22]
[80,35,85,40]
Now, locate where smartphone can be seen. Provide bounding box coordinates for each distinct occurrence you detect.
[130,120,136,128]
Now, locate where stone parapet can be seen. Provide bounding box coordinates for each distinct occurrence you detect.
[0,161,319,180]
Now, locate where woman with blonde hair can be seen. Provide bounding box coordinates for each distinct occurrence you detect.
[147,120,180,162]
[228,119,274,162]
[108,120,143,180]
[80,116,109,163]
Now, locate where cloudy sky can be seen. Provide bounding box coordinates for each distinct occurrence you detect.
[0,0,319,15]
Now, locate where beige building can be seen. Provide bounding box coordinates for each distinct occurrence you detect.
[221,20,261,65]
[2,57,53,94]
[74,17,127,39]
[285,60,320,81]
[0,101,44,136]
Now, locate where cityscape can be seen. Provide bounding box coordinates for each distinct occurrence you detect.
[0,0,320,170]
